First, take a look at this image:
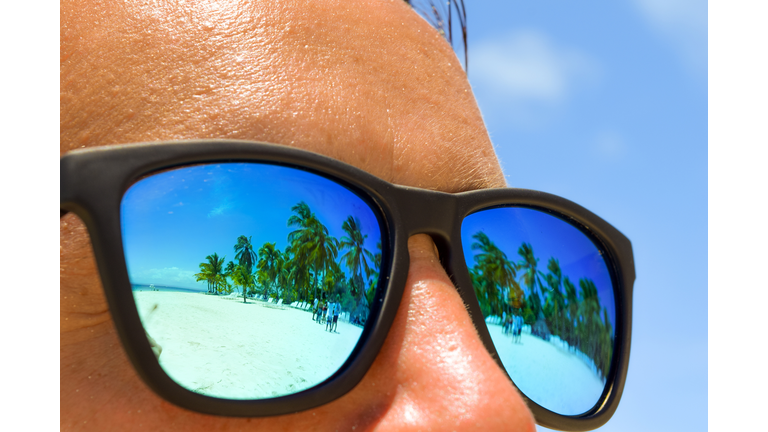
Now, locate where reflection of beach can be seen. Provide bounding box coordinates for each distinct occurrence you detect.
[488,323,605,415]
[133,292,362,399]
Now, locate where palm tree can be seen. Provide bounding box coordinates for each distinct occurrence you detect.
[194,253,226,293]
[543,258,566,338]
[218,274,233,294]
[234,235,257,273]
[209,253,226,294]
[287,201,312,229]
[257,242,281,298]
[224,260,236,289]
[577,278,601,356]
[256,269,269,298]
[597,307,614,379]
[471,231,518,317]
[194,261,214,293]
[373,241,382,274]
[284,243,311,302]
[287,202,339,302]
[339,216,375,305]
[563,276,579,348]
[287,202,318,299]
[275,249,291,301]
[365,241,383,306]
[231,264,256,303]
[307,224,339,301]
[517,242,545,317]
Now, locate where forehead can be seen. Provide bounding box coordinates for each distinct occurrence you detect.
[60,0,505,192]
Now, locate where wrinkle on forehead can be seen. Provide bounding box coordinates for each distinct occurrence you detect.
[60,0,505,192]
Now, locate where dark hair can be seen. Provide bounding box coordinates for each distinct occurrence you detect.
[403,0,468,72]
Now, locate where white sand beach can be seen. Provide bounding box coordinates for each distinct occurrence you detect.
[133,292,363,400]
[487,324,606,415]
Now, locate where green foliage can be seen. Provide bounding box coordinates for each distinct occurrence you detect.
[523,306,536,326]
[230,264,256,303]
[257,242,281,298]
[195,201,382,324]
[288,202,339,302]
[470,231,518,317]
[194,252,226,294]
[234,235,257,273]
[339,216,376,323]
[543,258,566,338]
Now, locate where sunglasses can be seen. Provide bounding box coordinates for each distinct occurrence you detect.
[60,140,634,431]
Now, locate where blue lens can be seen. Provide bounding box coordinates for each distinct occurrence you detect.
[461,207,616,415]
[121,163,383,400]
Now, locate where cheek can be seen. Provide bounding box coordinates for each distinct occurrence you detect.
[60,214,111,328]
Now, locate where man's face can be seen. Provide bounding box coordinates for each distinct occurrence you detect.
[60,0,536,430]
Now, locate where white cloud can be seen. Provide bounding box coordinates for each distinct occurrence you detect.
[207,200,232,218]
[632,0,707,74]
[471,30,599,104]
[593,130,629,160]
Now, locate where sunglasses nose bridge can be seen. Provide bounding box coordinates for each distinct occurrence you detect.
[392,186,459,252]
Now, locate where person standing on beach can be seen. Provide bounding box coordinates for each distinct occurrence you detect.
[326,302,334,332]
[312,297,319,321]
[60,0,538,430]
[515,315,523,343]
[332,300,341,333]
[321,300,327,324]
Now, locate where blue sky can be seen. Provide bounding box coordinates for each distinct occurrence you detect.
[121,163,382,290]
[449,1,707,430]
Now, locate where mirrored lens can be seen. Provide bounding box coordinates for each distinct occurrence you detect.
[121,163,384,400]
[461,207,616,415]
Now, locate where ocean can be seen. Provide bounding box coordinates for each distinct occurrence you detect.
[131,284,206,294]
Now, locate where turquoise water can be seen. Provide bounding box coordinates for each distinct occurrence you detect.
[131,284,205,294]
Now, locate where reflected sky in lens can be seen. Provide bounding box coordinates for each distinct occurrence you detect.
[121,163,382,289]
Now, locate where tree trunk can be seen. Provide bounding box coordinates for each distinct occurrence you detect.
[313,268,318,302]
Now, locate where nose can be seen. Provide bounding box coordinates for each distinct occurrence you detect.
[351,234,536,431]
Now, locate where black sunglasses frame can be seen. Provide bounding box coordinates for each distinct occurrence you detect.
[60,139,634,431]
